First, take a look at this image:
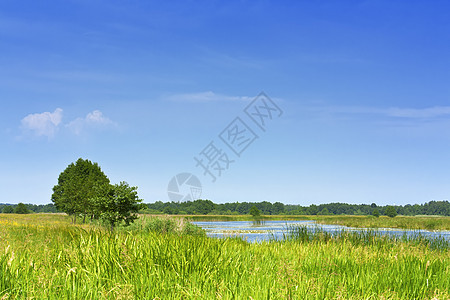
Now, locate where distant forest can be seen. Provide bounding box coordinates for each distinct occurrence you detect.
[1,200,449,216]
[144,200,450,216]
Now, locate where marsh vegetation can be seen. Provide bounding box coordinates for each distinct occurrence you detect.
[1,214,449,299]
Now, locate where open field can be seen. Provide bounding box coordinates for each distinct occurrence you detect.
[1,214,449,299]
[181,214,450,231]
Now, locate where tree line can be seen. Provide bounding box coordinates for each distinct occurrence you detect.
[1,203,57,214]
[144,199,450,216]
[4,199,449,217]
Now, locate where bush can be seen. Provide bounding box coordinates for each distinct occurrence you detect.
[372,209,380,218]
[145,217,177,234]
[249,206,261,217]
[182,222,206,237]
[143,217,206,237]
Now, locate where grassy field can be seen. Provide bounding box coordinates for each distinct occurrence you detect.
[0,214,449,299]
[182,214,450,231]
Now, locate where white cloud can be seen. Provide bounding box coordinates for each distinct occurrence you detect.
[19,108,116,139]
[67,110,115,135]
[316,105,450,119]
[21,108,63,138]
[385,106,450,118]
[165,91,252,103]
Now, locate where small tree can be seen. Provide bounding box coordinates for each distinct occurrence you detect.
[14,203,30,214]
[385,206,397,218]
[372,209,380,218]
[249,205,261,217]
[93,182,142,231]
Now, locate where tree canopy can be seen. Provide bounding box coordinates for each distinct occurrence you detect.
[52,158,110,223]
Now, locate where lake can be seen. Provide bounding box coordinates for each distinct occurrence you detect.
[193,220,450,243]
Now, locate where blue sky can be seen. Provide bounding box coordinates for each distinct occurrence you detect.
[1,0,449,206]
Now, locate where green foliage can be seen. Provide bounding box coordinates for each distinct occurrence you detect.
[249,205,261,217]
[385,206,397,218]
[14,203,29,214]
[93,182,142,230]
[2,205,14,214]
[372,209,380,218]
[51,158,110,222]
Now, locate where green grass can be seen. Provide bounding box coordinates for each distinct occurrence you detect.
[0,214,449,299]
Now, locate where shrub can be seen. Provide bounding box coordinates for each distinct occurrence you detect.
[145,217,177,234]
[249,206,261,217]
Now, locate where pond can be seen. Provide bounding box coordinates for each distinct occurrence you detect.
[192,220,450,243]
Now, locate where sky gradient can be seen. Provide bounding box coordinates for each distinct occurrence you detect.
[1,0,449,206]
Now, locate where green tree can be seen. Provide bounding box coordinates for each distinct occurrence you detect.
[372,209,380,218]
[14,202,30,214]
[52,158,110,223]
[2,205,14,213]
[385,206,397,218]
[93,182,142,231]
[249,205,261,217]
[318,207,330,215]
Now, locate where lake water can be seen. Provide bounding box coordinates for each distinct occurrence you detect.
[193,220,450,243]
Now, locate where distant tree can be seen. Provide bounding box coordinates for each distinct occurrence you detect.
[92,182,143,231]
[372,209,380,218]
[318,208,330,215]
[249,205,261,217]
[385,206,397,218]
[2,205,14,213]
[14,203,30,214]
[52,158,110,223]
[191,199,215,215]
[307,205,319,215]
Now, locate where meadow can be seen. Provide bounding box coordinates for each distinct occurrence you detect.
[0,214,449,299]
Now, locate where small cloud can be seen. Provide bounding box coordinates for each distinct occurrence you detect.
[386,106,450,118]
[67,110,115,135]
[165,91,252,103]
[20,108,63,138]
[315,105,450,119]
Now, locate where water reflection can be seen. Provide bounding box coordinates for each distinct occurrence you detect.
[251,219,266,226]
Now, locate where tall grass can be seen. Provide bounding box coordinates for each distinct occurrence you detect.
[0,215,449,299]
